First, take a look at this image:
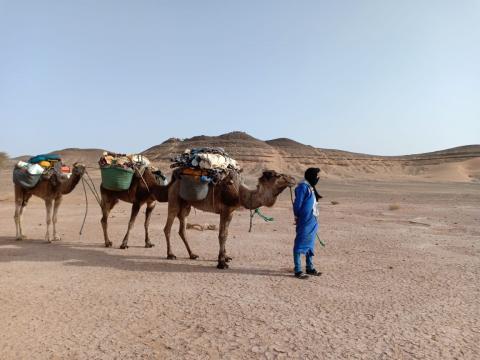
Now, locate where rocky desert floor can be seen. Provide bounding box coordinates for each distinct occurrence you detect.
[0,170,479,359]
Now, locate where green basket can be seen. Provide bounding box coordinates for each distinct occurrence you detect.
[101,166,135,191]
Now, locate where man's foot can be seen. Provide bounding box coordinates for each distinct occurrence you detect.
[306,268,322,276]
[294,272,309,279]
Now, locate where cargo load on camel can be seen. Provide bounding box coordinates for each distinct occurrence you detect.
[99,152,166,191]
[13,154,72,189]
[170,147,241,202]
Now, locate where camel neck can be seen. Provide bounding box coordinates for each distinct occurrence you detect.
[239,183,276,209]
[61,172,82,194]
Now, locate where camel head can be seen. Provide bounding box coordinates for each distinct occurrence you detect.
[257,170,296,206]
[72,162,86,177]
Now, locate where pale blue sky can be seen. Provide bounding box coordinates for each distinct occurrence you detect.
[1,0,479,157]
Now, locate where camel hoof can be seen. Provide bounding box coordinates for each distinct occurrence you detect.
[105,242,113,248]
[217,262,229,269]
[225,256,232,262]
[120,244,129,249]
[190,254,199,260]
[167,254,177,260]
[145,243,155,248]
[15,235,26,241]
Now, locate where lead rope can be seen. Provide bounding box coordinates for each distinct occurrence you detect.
[248,191,274,232]
[249,192,254,232]
[84,170,101,205]
[79,177,89,237]
[79,169,102,237]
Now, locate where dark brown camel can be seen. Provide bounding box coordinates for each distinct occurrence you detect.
[164,170,296,268]
[100,167,169,249]
[14,163,86,242]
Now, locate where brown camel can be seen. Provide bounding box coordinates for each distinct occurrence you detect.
[100,167,170,249]
[164,169,296,268]
[14,163,86,242]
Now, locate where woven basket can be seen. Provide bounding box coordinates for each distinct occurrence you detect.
[101,166,134,191]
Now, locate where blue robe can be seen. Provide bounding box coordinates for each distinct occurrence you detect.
[293,181,318,256]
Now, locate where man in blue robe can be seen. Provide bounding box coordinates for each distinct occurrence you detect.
[293,167,322,279]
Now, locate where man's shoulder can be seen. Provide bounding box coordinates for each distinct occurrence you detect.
[296,181,312,193]
[295,182,308,189]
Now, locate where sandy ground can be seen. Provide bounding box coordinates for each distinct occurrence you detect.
[0,169,479,359]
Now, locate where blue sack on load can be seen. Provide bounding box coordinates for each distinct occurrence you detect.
[28,153,62,164]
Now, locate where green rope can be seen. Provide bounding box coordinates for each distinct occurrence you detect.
[254,208,274,222]
[248,207,274,232]
[316,233,326,247]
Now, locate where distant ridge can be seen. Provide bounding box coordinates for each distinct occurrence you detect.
[9,132,480,182]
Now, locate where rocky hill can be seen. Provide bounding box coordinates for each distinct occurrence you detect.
[9,132,480,182]
[141,132,480,182]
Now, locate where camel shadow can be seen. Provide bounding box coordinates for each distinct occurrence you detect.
[0,236,291,278]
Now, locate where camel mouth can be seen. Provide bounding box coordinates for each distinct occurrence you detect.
[284,176,296,188]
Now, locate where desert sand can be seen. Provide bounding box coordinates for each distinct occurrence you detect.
[1,164,479,359]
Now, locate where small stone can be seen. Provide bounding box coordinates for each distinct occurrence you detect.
[273,346,287,353]
[251,346,261,353]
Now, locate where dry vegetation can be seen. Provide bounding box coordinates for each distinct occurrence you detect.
[389,203,401,211]
[0,152,8,168]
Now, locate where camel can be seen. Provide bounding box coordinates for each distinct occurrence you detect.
[100,167,170,249]
[14,163,86,242]
[164,169,296,269]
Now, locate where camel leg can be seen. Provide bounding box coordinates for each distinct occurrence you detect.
[18,194,31,240]
[44,199,53,243]
[52,197,63,241]
[14,201,21,240]
[14,187,30,240]
[120,202,141,249]
[163,204,178,260]
[14,202,26,240]
[217,211,234,269]
[178,206,198,259]
[101,198,118,248]
[144,201,155,248]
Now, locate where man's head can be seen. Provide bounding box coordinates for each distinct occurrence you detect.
[305,167,320,187]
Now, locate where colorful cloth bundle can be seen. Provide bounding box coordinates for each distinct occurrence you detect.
[13,153,69,189]
[98,152,150,170]
[171,147,240,184]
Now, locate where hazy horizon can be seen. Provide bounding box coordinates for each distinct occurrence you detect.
[2,1,479,157]
[5,130,479,159]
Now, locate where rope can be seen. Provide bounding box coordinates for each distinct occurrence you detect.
[135,166,150,193]
[248,191,274,232]
[249,192,253,232]
[316,233,326,247]
[255,208,274,221]
[79,177,89,236]
[83,170,101,206]
[78,169,102,236]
